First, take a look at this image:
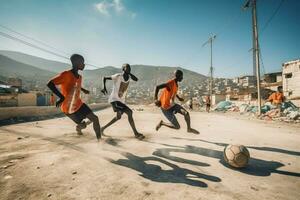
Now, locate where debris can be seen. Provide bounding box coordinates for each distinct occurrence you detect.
[47,193,52,197]
[36,166,40,169]
[72,171,77,175]
[214,101,233,111]
[287,111,300,120]
[239,104,249,113]
[17,137,23,140]
[213,100,299,123]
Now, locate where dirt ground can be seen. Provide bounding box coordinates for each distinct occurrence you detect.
[0,105,300,200]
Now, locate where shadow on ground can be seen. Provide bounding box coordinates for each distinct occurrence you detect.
[107,152,221,187]
[154,140,300,177]
[171,137,300,157]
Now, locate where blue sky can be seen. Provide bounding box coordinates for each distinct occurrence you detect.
[0,0,299,77]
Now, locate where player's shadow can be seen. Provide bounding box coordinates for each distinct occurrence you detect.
[171,137,300,157]
[153,144,300,177]
[107,152,221,187]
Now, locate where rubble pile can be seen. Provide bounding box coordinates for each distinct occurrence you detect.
[213,101,300,123]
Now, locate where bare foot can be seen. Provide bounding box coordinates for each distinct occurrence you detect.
[76,121,88,135]
[135,133,145,140]
[187,128,200,134]
[156,120,163,131]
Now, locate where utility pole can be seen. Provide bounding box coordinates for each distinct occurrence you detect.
[202,35,216,99]
[243,0,262,115]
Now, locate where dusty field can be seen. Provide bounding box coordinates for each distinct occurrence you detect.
[0,105,300,200]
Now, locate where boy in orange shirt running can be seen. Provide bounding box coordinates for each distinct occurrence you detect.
[154,70,199,134]
[47,54,101,140]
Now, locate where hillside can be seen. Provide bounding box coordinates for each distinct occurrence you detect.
[0,54,55,80]
[0,50,69,73]
[0,51,209,91]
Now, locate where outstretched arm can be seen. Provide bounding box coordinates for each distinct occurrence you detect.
[129,73,138,81]
[101,76,112,95]
[47,81,64,107]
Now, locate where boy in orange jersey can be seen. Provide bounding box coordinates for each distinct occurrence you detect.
[267,86,285,107]
[154,70,199,134]
[47,54,101,140]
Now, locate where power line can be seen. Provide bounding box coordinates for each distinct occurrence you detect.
[0,24,70,56]
[0,31,69,60]
[260,0,285,34]
[0,30,100,69]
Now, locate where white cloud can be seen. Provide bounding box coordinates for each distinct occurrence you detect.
[94,0,136,18]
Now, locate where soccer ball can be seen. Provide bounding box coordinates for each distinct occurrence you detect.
[223,144,250,168]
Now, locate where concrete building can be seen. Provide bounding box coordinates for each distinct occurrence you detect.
[239,75,256,87]
[262,72,282,91]
[282,59,300,105]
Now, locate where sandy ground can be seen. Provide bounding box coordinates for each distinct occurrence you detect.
[0,105,300,200]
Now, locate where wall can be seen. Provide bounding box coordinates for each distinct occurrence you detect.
[0,103,109,121]
[212,94,226,106]
[283,60,300,99]
[18,93,37,106]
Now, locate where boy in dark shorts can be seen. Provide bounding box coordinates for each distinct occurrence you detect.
[154,70,199,134]
[47,54,101,140]
[101,63,145,140]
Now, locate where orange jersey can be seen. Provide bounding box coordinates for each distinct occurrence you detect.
[51,70,83,114]
[160,79,178,110]
[268,92,284,104]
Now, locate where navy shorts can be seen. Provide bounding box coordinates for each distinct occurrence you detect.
[161,104,185,127]
[111,101,131,113]
[66,103,92,124]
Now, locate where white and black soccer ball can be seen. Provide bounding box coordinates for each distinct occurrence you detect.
[223,144,250,168]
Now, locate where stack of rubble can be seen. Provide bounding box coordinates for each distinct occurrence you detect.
[213,101,300,123]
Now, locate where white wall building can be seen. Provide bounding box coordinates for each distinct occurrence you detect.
[282,59,300,103]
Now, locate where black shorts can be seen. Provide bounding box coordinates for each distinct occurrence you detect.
[161,104,184,127]
[66,103,92,124]
[111,101,130,113]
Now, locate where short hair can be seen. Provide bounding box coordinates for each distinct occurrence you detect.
[175,69,183,76]
[277,86,283,91]
[70,54,84,65]
[122,63,131,70]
